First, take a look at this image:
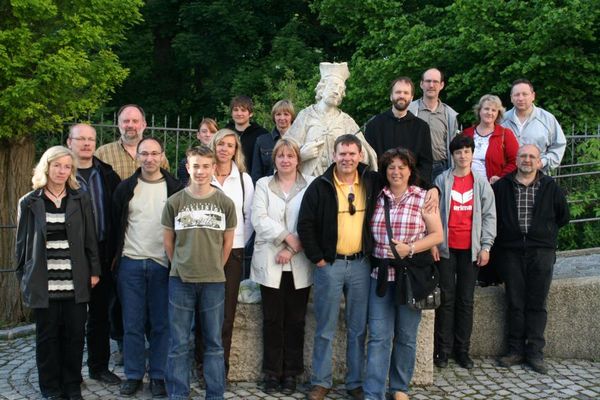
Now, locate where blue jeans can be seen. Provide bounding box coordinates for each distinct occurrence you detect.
[364,278,422,399]
[311,257,370,390]
[117,257,169,380]
[166,277,225,400]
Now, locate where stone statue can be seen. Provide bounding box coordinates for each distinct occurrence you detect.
[286,62,378,176]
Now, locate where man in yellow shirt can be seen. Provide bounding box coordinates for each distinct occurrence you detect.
[298,134,380,400]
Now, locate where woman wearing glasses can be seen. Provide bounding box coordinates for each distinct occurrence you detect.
[364,148,442,400]
[16,146,101,400]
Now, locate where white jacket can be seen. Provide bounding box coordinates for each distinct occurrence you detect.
[250,173,315,289]
[211,162,254,248]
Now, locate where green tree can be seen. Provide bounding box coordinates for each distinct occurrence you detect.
[315,0,600,127]
[0,0,143,323]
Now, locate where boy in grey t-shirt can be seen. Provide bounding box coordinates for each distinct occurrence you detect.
[162,146,236,400]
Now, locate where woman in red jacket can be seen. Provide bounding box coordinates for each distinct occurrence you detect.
[463,94,519,184]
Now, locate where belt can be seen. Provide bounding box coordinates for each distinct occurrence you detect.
[335,252,363,261]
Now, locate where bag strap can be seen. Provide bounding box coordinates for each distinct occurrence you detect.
[383,196,401,260]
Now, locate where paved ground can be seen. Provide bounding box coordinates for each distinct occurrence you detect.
[0,334,599,400]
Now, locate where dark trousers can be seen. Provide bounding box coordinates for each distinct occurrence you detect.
[260,272,311,378]
[87,253,116,373]
[435,249,478,355]
[498,247,555,360]
[195,248,243,376]
[35,300,87,398]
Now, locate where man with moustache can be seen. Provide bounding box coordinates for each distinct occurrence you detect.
[365,76,433,184]
[112,138,183,397]
[493,144,569,374]
[408,68,459,181]
[501,79,566,172]
[96,104,169,180]
[67,124,121,386]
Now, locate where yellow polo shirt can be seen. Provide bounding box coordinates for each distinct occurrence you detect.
[334,170,366,255]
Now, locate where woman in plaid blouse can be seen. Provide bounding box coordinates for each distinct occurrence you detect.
[364,148,443,400]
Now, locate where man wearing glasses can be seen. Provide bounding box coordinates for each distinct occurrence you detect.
[298,134,379,400]
[96,104,169,180]
[67,124,122,386]
[407,68,459,181]
[111,137,183,397]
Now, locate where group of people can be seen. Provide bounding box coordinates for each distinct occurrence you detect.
[15,63,570,400]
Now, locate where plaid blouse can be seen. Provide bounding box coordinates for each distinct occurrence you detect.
[370,185,427,281]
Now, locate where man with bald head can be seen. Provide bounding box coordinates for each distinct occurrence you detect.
[67,124,121,385]
[96,104,169,179]
[408,68,459,181]
[492,144,569,374]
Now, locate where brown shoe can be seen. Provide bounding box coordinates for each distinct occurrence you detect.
[393,392,409,400]
[307,385,330,400]
[347,386,364,400]
[498,353,524,368]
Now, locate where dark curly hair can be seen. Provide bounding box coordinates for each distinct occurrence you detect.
[378,147,421,188]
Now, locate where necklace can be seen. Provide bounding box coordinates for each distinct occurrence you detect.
[46,187,66,207]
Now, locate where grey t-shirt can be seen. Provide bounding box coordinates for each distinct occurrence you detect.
[162,187,237,283]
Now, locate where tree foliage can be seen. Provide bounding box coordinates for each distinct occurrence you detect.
[109,0,339,126]
[0,0,144,139]
[315,0,600,127]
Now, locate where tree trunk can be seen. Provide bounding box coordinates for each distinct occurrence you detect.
[0,137,35,324]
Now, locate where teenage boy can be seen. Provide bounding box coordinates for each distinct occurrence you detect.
[162,146,237,400]
[226,95,268,171]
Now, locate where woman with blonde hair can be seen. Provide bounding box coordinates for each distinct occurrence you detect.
[251,100,296,182]
[194,129,254,378]
[251,138,314,394]
[16,146,101,400]
[463,94,519,184]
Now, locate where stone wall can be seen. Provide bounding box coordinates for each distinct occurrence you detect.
[228,302,435,385]
[228,275,600,385]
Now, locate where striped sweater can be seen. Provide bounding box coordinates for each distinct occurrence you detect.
[44,196,74,299]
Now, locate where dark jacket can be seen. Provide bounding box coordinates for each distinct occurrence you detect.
[250,128,281,183]
[15,188,102,308]
[365,109,433,185]
[111,168,183,266]
[492,172,569,249]
[226,121,269,172]
[297,163,380,264]
[86,156,121,269]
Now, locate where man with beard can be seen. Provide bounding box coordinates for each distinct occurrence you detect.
[408,68,459,181]
[365,77,433,184]
[96,104,169,180]
[287,62,377,177]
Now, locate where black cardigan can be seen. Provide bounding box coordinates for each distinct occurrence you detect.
[492,172,569,249]
[111,168,183,266]
[365,109,433,185]
[297,163,381,264]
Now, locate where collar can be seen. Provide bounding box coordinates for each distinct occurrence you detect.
[333,168,359,188]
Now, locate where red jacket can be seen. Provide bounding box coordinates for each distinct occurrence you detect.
[463,124,518,180]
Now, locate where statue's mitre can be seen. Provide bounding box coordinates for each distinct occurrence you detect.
[319,62,350,81]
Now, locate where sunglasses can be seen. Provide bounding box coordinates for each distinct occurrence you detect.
[348,192,356,215]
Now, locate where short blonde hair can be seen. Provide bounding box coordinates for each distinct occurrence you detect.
[209,129,247,173]
[32,146,79,190]
[474,94,505,124]
[272,138,302,171]
[271,100,296,122]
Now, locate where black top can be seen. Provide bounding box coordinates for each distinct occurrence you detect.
[226,121,269,173]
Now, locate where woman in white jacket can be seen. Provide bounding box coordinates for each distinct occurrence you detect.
[251,138,314,395]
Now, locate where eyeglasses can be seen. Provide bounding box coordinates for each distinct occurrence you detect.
[348,192,356,215]
[70,137,95,142]
[423,79,441,85]
[138,151,163,157]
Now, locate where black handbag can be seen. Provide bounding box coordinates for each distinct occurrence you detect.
[383,196,441,310]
